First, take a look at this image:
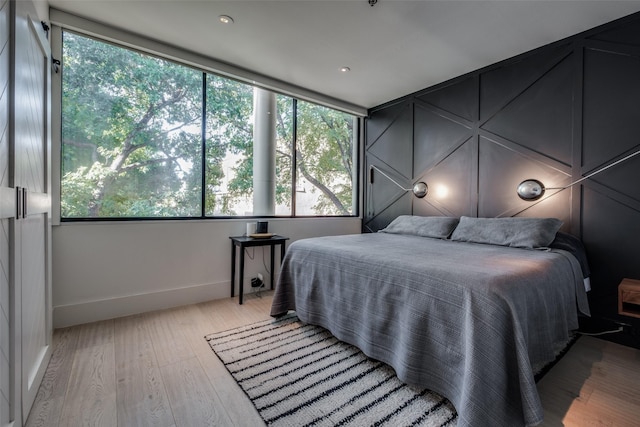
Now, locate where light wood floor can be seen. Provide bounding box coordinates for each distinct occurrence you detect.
[25,292,640,427]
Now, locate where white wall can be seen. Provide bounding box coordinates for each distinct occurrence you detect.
[33,0,48,21]
[52,217,361,327]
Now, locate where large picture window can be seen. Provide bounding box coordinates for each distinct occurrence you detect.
[295,101,356,216]
[61,31,358,219]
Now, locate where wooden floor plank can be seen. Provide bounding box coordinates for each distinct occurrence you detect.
[174,303,265,426]
[23,293,640,427]
[160,356,233,426]
[538,335,640,426]
[58,320,117,427]
[114,315,175,427]
[24,327,80,427]
[143,308,195,368]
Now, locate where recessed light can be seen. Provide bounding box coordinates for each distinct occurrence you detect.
[340,66,351,73]
[219,15,234,24]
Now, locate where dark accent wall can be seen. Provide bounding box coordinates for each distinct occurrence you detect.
[364,12,640,326]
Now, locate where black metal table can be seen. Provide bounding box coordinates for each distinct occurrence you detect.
[229,235,289,304]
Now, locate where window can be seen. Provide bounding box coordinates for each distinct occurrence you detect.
[61,31,358,219]
[295,101,356,215]
[61,32,203,217]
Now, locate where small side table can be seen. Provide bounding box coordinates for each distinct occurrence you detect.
[230,235,289,304]
[619,278,640,318]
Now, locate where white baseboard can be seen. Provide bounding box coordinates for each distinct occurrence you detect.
[52,278,270,328]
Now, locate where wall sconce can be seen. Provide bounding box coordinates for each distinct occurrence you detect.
[517,148,640,201]
[516,179,546,201]
[369,165,428,198]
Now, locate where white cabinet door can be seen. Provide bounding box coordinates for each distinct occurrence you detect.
[13,0,53,422]
[0,0,19,425]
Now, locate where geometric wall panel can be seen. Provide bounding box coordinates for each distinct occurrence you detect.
[413,103,473,175]
[366,101,411,147]
[583,48,640,172]
[589,151,640,203]
[481,55,574,166]
[479,45,569,122]
[367,102,413,178]
[414,138,475,218]
[582,186,640,312]
[415,75,476,121]
[412,198,454,218]
[366,101,414,234]
[590,19,640,46]
[511,190,572,233]
[478,136,570,219]
[366,158,410,218]
[363,191,411,233]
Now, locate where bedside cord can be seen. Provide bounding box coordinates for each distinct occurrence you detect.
[577,326,624,336]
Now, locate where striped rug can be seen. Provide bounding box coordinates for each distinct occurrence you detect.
[205,314,458,427]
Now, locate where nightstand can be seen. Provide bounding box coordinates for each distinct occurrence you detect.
[229,235,289,304]
[618,278,640,318]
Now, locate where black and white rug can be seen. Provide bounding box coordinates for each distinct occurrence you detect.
[206,314,457,426]
[205,314,578,427]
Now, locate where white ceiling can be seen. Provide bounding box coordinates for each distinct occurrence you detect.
[47,0,640,111]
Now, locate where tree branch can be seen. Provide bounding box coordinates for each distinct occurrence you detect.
[296,149,348,214]
[319,112,352,176]
[119,156,180,172]
[88,89,188,216]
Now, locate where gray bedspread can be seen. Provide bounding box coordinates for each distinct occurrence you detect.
[270,233,590,427]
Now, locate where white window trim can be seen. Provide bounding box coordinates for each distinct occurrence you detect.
[51,24,62,225]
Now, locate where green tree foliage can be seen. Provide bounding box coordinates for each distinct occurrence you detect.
[61,32,355,218]
[204,75,255,216]
[295,101,354,215]
[223,99,354,215]
[62,32,202,217]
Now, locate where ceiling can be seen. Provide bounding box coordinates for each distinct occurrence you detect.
[47,0,640,112]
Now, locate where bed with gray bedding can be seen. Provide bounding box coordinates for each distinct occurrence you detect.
[270,216,590,427]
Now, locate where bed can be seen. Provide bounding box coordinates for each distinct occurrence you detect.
[270,216,590,427]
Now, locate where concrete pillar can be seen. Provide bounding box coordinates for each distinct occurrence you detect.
[252,88,277,215]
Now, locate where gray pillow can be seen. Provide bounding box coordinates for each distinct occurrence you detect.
[380,215,460,239]
[450,216,563,249]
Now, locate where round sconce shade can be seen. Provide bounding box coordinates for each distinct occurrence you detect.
[517,179,545,201]
[413,182,428,198]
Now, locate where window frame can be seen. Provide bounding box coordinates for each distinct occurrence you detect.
[54,27,361,222]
